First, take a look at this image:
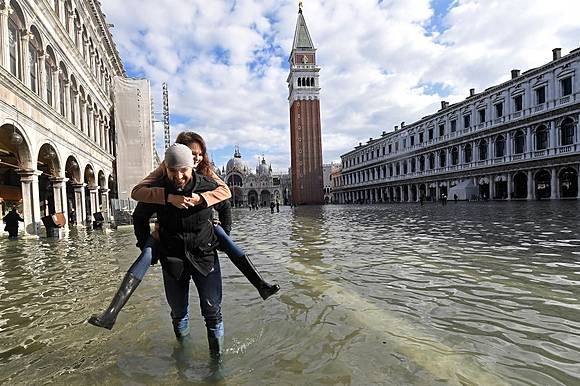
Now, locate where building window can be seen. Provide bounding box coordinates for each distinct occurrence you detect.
[402,139,406,148]
[464,144,472,163]
[478,109,486,123]
[451,147,459,165]
[419,155,425,171]
[561,77,572,96]
[535,86,546,105]
[450,120,457,133]
[495,103,503,118]
[428,153,435,169]
[535,125,548,150]
[514,130,525,154]
[495,135,505,157]
[403,162,408,174]
[560,118,575,146]
[8,20,20,79]
[438,124,445,137]
[428,128,433,141]
[513,95,523,112]
[478,140,488,160]
[396,163,400,175]
[463,114,471,128]
[59,75,66,116]
[419,132,424,143]
[395,142,399,151]
[439,150,446,168]
[410,136,415,146]
[382,147,385,155]
[389,165,393,177]
[388,144,392,153]
[411,158,416,172]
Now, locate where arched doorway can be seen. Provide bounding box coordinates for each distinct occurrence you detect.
[0,123,35,234]
[494,175,507,199]
[513,172,527,198]
[37,143,61,218]
[65,156,81,225]
[260,190,271,207]
[535,169,551,199]
[84,164,96,224]
[231,186,244,207]
[559,167,578,198]
[478,177,490,199]
[247,189,258,207]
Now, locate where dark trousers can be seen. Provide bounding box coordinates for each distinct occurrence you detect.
[162,254,223,340]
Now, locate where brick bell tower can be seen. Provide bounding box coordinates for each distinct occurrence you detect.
[287,3,324,205]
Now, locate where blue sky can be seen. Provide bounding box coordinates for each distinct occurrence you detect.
[102,0,580,172]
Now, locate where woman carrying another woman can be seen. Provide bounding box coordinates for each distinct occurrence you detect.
[88,132,279,330]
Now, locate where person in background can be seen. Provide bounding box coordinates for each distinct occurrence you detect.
[3,206,23,239]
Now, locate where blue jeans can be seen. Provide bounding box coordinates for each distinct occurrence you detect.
[162,253,224,339]
[127,226,242,281]
[213,224,244,258]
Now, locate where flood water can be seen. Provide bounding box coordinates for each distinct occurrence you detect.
[1,202,579,385]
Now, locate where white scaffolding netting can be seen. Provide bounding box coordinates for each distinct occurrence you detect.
[113,77,155,202]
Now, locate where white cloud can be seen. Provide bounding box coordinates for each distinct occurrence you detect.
[101,0,580,170]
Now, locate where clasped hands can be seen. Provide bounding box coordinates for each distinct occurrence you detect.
[167,193,203,209]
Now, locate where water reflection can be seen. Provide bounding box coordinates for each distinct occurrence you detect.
[0,202,579,385]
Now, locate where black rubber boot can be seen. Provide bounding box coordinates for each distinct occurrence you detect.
[88,273,141,330]
[229,254,280,300]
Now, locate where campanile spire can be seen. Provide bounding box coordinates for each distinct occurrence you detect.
[287,4,324,205]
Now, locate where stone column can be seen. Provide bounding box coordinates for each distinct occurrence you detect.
[38,52,46,101]
[0,3,12,69]
[526,127,533,155]
[63,79,71,121]
[577,165,580,199]
[507,173,512,200]
[99,118,105,148]
[72,183,86,226]
[87,105,94,140]
[435,183,440,201]
[104,125,109,153]
[416,184,420,202]
[89,186,99,217]
[83,39,90,62]
[100,188,110,222]
[72,88,80,129]
[50,177,69,229]
[67,14,74,38]
[506,131,512,158]
[550,120,557,153]
[527,170,534,200]
[75,22,82,51]
[20,30,32,88]
[18,170,42,237]
[53,68,61,113]
[489,175,495,199]
[550,167,558,199]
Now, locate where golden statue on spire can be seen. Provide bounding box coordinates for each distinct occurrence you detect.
[299,1,303,11]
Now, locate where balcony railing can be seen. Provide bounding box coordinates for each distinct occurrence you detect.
[512,111,522,118]
[560,95,571,105]
[534,150,546,157]
[511,154,523,160]
[534,104,545,112]
[559,145,573,153]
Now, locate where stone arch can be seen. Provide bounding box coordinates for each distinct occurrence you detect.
[534,169,551,199]
[494,134,505,157]
[97,170,106,188]
[36,143,62,216]
[0,122,34,168]
[513,129,526,154]
[534,124,549,150]
[558,167,578,198]
[513,171,527,198]
[260,189,272,207]
[8,0,27,80]
[247,189,258,206]
[45,45,58,107]
[29,25,43,95]
[65,156,81,183]
[107,174,117,199]
[559,117,575,146]
[84,164,96,187]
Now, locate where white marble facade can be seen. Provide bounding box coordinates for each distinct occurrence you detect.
[0,0,124,236]
[334,48,580,204]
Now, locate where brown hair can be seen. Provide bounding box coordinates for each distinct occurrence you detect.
[175,131,212,177]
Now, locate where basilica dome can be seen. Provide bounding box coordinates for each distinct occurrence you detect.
[226,146,249,175]
[256,157,271,176]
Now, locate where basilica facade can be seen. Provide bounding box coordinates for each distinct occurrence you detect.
[334,47,580,203]
[0,0,124,236]
[220,147,291,208]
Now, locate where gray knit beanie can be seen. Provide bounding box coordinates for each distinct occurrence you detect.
[165,143,194,168]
